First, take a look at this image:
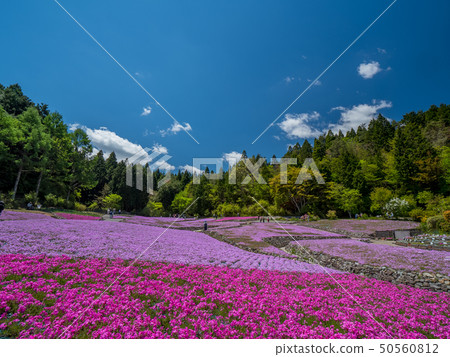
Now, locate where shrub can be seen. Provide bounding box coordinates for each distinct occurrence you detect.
[141,201,164,217]
[56,197,65,208]
[418,194,450,216]
[24,192,38,205]
[409,208,426,222]
[44,194,58,207]
[443,210,450,222]
[0,191,14,208]
[215,203,241,217]
[439,221,450,233]
[383,198,411,218]
[65,200,75,210]
[417,191,434,205]
[74,202,87,212]
[102,194,122,210]
[268,205,285,216]
[400,194,416,210]
[326,210,337,220]
[370,187,393,214]
[426,215,445,230]
[88,202,99,211]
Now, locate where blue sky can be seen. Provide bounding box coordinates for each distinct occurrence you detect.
[1,0,449,172]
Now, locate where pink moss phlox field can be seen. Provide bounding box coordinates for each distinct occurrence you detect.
[123,216,242,230]
[212,222,344,240]
[303,219,420,235]
[288,239,450,275]
[54,213,101,221]
[0,220,335,273]
[216,217,258,222]
[0,254,448,339]
[209,222,344,255]
[0,211,52,221]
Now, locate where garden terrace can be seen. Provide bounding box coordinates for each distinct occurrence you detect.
[396,234,450,251]
[299,219,421,238]
[284,239,450,276]
[207,222,345,255]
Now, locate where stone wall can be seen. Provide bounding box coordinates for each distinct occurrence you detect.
[263,235,344,248]
[395,241,450,252]
[371,229,422,239]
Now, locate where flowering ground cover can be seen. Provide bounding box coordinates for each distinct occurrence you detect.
[287,239,450,276]
[216,216,258,221]
[54,212,101,221]
[0,219,335,274]
[210,222,344,255]
[0,254,448,339]
[123,216,242,230]
[301,219,420,236]
[0,210,52,221]
[402,234,449,248]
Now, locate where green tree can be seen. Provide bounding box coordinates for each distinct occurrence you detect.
[102,193,122,209]
[65,129,96,202]
[0,83,34,116]
[171,187,193,213]
[11,108,52,200]
[329,183,362,218]
[370,187,393,214]
[156,178,183,212]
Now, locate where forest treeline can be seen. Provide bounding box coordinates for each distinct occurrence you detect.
[0,83,449,226]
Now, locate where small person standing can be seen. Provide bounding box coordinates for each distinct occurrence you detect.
[0,201,5,216]
[203,222,208,231]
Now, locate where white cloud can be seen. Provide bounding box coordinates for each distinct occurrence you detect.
[307,79,321,86]
[377,48,387,54]
[223,151,242,165]
[152,158,174,171]
[160,122,192,137]
[68,123,79,132]
[180,165,203,175]
[143,129,149,137]
[357,61,382,79]
[69,124,173,169]
[273,135,281,141]
[278,112,322,139]
[151,143,168,155]
[284,76,295,83]
[141,106,152,116]
[329,100,392,134]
